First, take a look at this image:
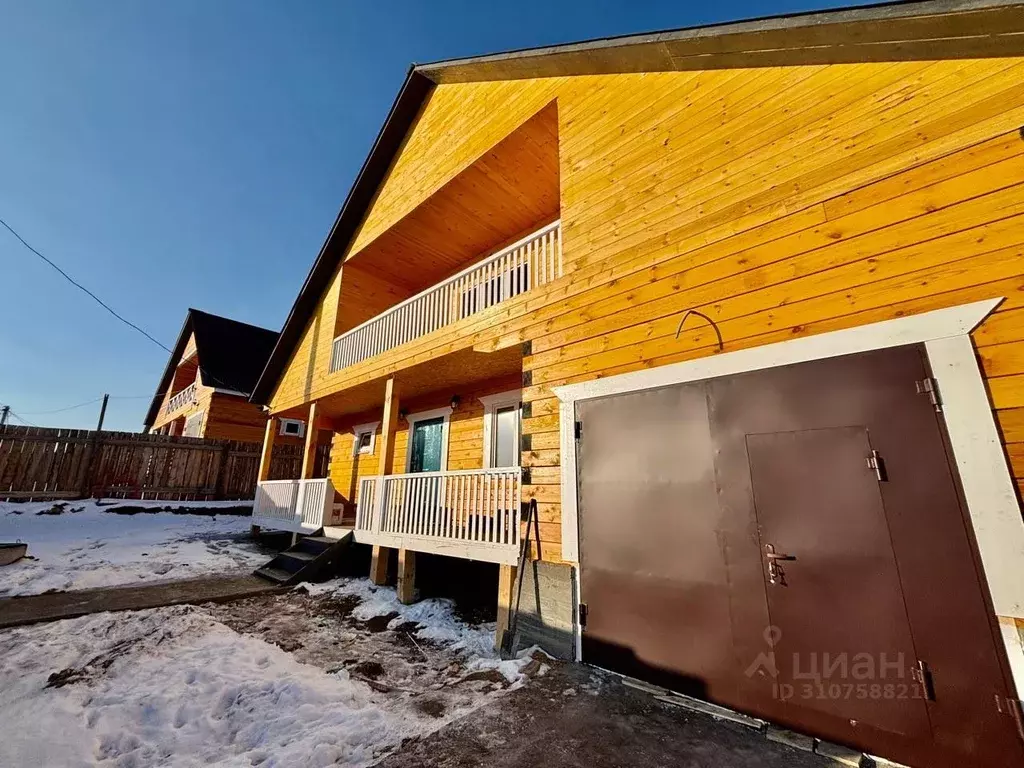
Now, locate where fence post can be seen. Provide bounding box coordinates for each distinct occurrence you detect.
[213,441,231,500]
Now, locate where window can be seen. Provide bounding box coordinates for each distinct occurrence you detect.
[183,411,204,438]
[479,390,522,468]
[351,421,380,456]
[279,418,305,438]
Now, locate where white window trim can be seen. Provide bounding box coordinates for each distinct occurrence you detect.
[279,418,306,438]
[351,421,380,456]
[404,407,451,473]
[554,298,1024,678]
[479,389,522,468]
[182,410,205,438]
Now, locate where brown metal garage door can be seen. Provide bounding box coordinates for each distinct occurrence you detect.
[576,345,1022,768]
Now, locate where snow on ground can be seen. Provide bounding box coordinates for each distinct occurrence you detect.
[304,578,539,685]
[0,499,268,597]
[0,581,539,767]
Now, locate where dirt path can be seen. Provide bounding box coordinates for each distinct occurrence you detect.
[206,588,836,767]
[376,661,834,768]
[0,573,280,628]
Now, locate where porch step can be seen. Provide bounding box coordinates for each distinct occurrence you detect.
[253,531,354,587]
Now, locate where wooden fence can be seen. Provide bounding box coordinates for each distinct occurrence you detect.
[0,425,331,502]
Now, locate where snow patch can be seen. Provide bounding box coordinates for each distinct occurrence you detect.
[0,607,425,767]
[300,578,497,660]
[0,499,266,596]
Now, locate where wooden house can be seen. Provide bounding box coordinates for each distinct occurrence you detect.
[145,309,307,444]
[249,2,1024,764]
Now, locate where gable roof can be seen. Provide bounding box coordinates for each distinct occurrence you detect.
[144,309,279,428]
[249,0,1024,404]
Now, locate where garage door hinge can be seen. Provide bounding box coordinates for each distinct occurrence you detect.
[574,420,583,439]
[995,695,1024,742]
[866,450,888,482]
[578,602,588,628]
[915,377,942,412]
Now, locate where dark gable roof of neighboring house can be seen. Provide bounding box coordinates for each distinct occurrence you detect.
[144,309,279,428]
[249,0,1024,404]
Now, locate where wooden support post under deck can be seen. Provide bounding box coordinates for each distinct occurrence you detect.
[397,548,416,604]
[370,377,400,584]
[299,401,321,480]
[370,545,390,585]
[495,564,518,650]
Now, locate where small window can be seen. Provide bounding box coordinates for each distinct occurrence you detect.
[351,421,379,456]
[356,431,373,454]
[279,418,305,438]
[183,412,204,438]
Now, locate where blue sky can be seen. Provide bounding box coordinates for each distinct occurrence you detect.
[0,0,855,431]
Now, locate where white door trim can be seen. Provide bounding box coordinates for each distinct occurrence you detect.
[556,299,1024,643]
[405,407,451,473]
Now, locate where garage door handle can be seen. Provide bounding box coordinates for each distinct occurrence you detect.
[765,544,796,586]
[765,545,796,562]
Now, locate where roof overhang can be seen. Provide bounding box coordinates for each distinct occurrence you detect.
[250,0,1024,405]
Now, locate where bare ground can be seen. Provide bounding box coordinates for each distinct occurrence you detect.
[204,589,835,768]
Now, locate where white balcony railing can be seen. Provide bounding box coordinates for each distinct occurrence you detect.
[354,467,521,565]
[166,381,197,414]
[252,478,334,533]
[331,221,561,373]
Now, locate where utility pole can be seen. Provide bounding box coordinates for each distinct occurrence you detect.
[0,405,8,427]
[95,394,109,432]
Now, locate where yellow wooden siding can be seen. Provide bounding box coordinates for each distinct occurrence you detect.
[269,262,344,412]
[348,79,566,257]
[271,59,1024,560]
[328,375,520,508]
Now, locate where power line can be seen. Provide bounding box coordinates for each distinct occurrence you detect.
[17,396,104,415]
[0,216,171,353]
[7,410,37,427]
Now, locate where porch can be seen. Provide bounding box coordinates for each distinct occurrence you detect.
[251,467,520,565]
[353,468,520,565]
[251,477,337,534]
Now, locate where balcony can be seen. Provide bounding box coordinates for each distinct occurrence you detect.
[253,478,336,533]
[166,381,197,415]
[353,467,521,565]
[330,221,561,373]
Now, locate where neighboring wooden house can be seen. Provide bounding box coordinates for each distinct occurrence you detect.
[248,2,1024,764]
[145,309,306,444]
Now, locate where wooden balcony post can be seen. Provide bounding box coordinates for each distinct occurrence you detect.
[300,401,321,480]
[377,377,400,476]
[397,548,416,604]
[495,564,518,650]
[370,377,400,585]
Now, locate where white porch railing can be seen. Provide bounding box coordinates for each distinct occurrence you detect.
[354,467,521,565]
[252,478,334,533]
[331,221,562,372]
[166,381,197,414]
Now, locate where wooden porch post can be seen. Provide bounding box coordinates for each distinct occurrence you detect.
[300,401,320,480]
[495,564,518,650]
[397,549,416,604]
[370,377,400,585]
[253,416,278,535]
[258,417,278,482]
